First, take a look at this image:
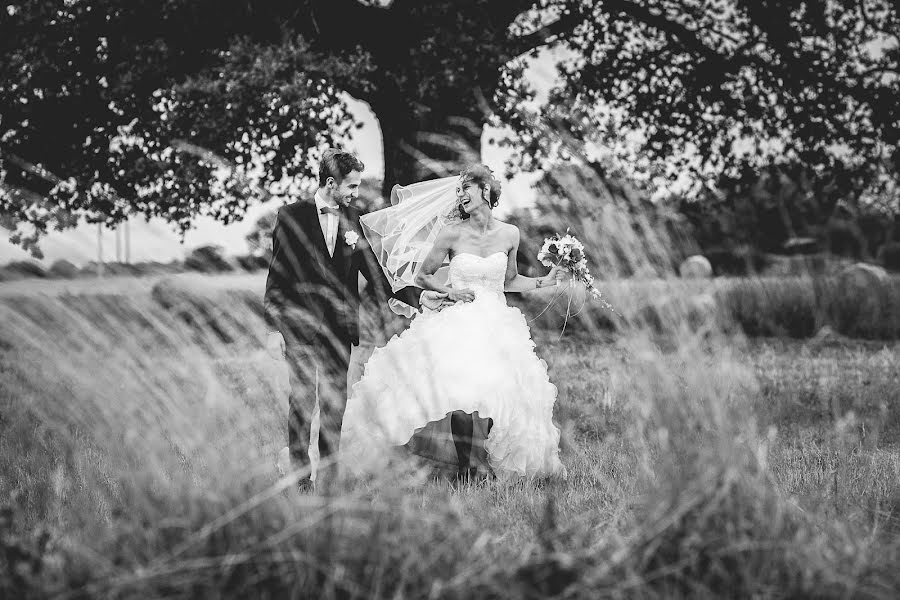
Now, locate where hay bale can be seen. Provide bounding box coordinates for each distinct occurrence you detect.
[832,263,890,338]
[836,262,888,296]
[679,255,713,279]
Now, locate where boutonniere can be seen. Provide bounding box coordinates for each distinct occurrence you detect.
[344,230,359,249]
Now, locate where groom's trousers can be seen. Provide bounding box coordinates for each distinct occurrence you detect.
[286,339,351,478]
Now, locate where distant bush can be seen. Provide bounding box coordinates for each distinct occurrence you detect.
[130,261,185,276]
[184,245,233,273]
[759,253,853,277]
[0,260,47,280]
[102,262,140,276]
[234,253,268,271]
[716,278,820,338]
[704,247,771,276]
[515,274,900,341]
[827,220,864,258]
[881,241,900,272]
[48,259,79,279]
[714,275,900,340]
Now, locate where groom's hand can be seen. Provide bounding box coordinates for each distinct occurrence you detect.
[420,290,453,313]
[266,331,286,360]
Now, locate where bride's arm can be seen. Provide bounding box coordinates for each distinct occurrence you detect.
[503,226,563,292]
[414,226,475,303]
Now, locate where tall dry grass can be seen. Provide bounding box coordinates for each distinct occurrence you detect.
[2,166,899,598]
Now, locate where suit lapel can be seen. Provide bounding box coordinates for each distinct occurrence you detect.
[301,203,328,257]
[297,202,331,277]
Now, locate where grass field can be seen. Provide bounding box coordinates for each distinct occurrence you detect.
[2,274,900,598]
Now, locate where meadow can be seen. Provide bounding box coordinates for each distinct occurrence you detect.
[1,271,899,599]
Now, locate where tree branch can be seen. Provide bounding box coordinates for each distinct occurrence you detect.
[170,139,273,202]
[856,0,873,32]
[514,10,584,54]
[295,0,394,51]
[604,0,783,83]
[604,0,725,62]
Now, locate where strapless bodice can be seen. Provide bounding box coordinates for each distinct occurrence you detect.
[448,252,507,301]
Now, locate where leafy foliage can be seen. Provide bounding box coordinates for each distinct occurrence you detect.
[679,160,900,260]
[2,0,898,257]
[500,1,900,192]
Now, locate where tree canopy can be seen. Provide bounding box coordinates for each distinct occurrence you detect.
[1,0,898,255]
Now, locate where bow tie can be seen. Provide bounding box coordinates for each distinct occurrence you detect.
[319,205,342,216]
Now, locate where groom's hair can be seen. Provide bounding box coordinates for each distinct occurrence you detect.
[318,149,365,186]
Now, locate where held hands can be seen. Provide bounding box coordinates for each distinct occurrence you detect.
[420,290,454,312]
[447,288,475,303]
[419,286,475,313]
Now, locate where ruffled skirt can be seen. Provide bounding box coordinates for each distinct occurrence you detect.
[340,295,566,478]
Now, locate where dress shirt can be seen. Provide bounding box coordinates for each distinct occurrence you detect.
[314,190,340,257]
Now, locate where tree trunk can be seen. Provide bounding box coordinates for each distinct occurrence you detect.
[374,100,484,197]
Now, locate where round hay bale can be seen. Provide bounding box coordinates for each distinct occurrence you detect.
[836,262,888,295]
[833,262,889,338]
[679,255,713,279]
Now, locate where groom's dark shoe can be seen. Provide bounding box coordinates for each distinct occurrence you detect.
[297,478,315,495]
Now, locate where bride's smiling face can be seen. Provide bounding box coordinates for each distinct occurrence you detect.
[456,179,488,214]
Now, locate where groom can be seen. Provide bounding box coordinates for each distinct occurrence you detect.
[264,149,425,490]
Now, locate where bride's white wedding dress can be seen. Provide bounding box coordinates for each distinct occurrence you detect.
[340,251,566,478]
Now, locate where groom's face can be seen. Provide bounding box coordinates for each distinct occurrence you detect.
[327,170,362,207]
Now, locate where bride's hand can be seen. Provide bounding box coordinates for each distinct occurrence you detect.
[548,265,566,284]
[447,288,475,303]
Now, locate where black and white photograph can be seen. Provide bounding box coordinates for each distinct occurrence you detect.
[1,1,899,597]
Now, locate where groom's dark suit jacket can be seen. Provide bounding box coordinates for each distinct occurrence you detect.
[264,200,419,347]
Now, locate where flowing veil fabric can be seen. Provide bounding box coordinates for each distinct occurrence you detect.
[360,176,461,317]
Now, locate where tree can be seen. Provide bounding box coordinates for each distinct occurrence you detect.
[502,2,900,187]
[244,209,278,261]
[2,1,898,255]
[184,244,233,272]
[677,158,899,260]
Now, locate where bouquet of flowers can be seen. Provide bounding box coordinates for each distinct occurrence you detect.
[537,230,618,316]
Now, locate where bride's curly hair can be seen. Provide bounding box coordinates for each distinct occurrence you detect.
[457,164,501,219]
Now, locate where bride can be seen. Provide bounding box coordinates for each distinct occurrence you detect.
[340,165,566,480]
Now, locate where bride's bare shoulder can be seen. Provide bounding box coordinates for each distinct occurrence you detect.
[436,221,464,243]
[442,221,465,234]
[494,220,520,241]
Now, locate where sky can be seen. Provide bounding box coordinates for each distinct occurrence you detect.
[0,55,560,267]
